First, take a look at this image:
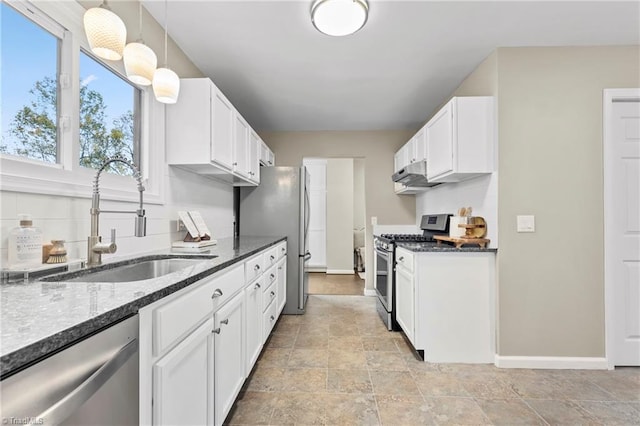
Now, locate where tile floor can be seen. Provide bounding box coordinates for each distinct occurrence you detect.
[225,295,640,425]
[308,272,364,296]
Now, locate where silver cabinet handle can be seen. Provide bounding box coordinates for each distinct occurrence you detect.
[278,267,282,270]
[212,328,221,334]
[220,319,229,325]
[37,338,138,425]
[255,283,261,289]
[270,273,275,280]
[270,255,275,260]
[254,264,260,271]
[270,291,275,297]
[398,256,404,262]
[270,315,275,321]
[211,289,223,299]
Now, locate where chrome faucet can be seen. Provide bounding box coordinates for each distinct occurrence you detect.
[88,157,146,267]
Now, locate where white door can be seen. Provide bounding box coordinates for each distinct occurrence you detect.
[211,86,234,171]
[304,159,327,269]
[153,318,214,426]
[426,100,454,180]
[605,90,640,366]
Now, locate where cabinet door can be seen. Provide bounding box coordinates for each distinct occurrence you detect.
[395,266,415,345]
[248,132,260,183]
[153,318,214,426]
[211,86,235,171]
[426,100,454,180]
[276,257,287,314]
[245,278,263,373]
[214,291,245,426]
[233,113,250,179]
[414,127,427,163]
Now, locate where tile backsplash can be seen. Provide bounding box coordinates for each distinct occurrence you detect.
[0,167,234,266]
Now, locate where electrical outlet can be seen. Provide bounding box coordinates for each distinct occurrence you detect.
[176,219,186,232]
[517,215,535,233]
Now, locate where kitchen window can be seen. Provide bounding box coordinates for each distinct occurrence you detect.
[0,0,161,203]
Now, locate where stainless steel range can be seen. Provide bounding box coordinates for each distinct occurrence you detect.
[373,214,451,331]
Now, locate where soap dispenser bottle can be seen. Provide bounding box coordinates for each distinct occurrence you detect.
[8,214,43,269]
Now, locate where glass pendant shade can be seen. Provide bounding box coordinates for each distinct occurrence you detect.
[311,0,368,37]
[83,5,126,60]
[123,42,157,86]
[153,67,180,104]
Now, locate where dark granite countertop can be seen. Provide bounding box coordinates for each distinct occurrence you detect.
[395,241,498,253]
[0,236,285,378]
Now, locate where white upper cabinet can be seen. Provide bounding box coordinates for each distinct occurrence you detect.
[166,78,272,186]
[426,96,494,182]
[259,140,274,166]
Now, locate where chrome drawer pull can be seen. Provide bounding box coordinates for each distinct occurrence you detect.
[255,283,261,289]
[221,319,229,325]
[254,264,260,271]
[270,274,275,280]
[211,289,223,299]
[212,328,221,334]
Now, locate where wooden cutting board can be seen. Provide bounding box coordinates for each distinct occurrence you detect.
[434,235,490,249]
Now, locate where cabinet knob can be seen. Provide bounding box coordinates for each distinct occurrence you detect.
[270,315,275,321]
[212,327,221,334]
[220,318,229,325]
[270,274,275,280]
[270,255,275,260]
[398,256,404,262]
[211,288,223,299]
[254,264,260,271]
[278,266,282,270]
[270,291,275,297]
[255,283,261,289]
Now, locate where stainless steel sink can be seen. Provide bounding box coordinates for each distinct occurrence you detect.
[42,255,218,283]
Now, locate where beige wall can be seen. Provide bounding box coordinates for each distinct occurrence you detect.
[496,46,640,357]
[78,1,204,79]
[354,158,366,231]
[259,131,415,289]
[326,159,354,272]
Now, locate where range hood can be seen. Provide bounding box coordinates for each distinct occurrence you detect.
[392,160,441,187]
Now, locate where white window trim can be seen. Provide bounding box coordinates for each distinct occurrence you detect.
[0,0,165,205]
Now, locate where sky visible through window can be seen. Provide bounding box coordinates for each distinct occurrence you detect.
[1,2,135,159]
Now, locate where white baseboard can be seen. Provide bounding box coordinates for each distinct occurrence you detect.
[307,267,327,273]
[494,355,608,370]
[325,269,355,275]
[364,289,377,297]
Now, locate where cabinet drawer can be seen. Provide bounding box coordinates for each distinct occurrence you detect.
[276,241,287,259]
[263,299,278,340]
[264,247,278,268]
[153,264,244,356]
[396,248,414,273]
[263,281,277,312]
[264,264,278,287]
[245,253,264,283]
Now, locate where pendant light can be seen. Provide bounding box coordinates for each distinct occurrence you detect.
[123,3,157,86]
[153,0,180,104]
[311,0,369,37]
[83,0,127,61]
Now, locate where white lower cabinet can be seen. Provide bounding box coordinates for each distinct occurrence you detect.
[394,249,496,363]
[140,242,287,426]
[214,291,245,426]
[153,318,214,426]
[245,277,263,373]
[276,257,286,314]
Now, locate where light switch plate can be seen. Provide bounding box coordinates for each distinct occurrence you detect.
[371,216,377,225]
[517,215,535,233]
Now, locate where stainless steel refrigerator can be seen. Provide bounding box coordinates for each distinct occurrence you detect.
[239,166,310,314]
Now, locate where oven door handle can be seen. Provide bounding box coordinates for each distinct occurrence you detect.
[375,247,391,257]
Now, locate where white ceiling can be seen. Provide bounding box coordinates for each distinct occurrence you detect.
[143,1,640,132]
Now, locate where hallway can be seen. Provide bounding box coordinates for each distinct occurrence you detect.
[308,272,365,296]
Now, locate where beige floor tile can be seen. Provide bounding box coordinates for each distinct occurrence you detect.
[257,348,291,368]
[437,363,501,374]
[244,367,287,392]
[370,370,422,396]
[265,333,296,349]
[458,372,520,399]
[272,321,300,336]
[298,322,330,335]
[424,396,492,425]
[327,369,373,394]
[526,399,600,425]
[287,348,328,368]
[294,334,328,349]
[329,322,360,337]
[362,336,401,352]
[328,335,364,351]
[502,371,562,399]
[375,394,436,425]
[281,368,327,393]
[578,400,640,425]
[475,398,546,425]
[547,376,616,401]
[324,394,380,425]
[582,373,640,401]
[270,392,327,425]
[411,371,470,397]
[277,314,304,325]
[328,349,368,369]
[224,391,276,425]
[365,351,409,371]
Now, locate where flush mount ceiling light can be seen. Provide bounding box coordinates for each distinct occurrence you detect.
[311,0,369,37]
[123,3,157,86]
[152,0,180,104]
[83,0,126,61]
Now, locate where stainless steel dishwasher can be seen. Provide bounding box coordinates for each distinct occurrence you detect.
[1,315,139,425]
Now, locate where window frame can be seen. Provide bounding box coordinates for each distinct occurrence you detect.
[0,0,164,205]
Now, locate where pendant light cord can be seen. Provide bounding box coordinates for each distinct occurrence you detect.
[163,0,168,67]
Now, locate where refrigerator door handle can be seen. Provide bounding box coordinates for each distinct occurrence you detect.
[303,251,312,261]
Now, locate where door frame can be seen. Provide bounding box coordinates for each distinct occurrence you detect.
[603,88,640,369]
